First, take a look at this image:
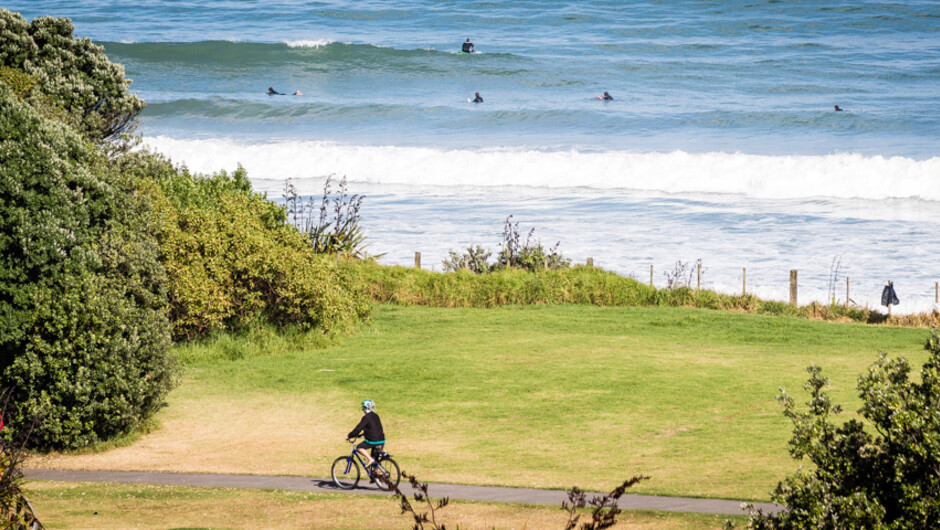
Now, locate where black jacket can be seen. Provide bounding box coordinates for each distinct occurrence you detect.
[881,283,899,307]
[348,411,385,442]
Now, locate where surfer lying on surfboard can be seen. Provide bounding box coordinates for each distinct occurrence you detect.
[596,91,613,100]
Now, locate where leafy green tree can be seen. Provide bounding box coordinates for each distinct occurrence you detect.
[739,329,940,529]
[0,81,175,450]
[0,9,144,143]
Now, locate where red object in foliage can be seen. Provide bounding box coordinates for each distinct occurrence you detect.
[0,413,4,431]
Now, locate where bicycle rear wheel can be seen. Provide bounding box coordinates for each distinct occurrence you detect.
[374,457,401,491]
[331,456,359,489]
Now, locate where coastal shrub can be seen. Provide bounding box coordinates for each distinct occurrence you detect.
[283,176,375,259]
[0,9,144,143]
[442,245,493,274]
[0,84,176,450]
[737,329,940,528]
[0,66,34,99]
[138,156,370,340]
[441,216,571,274]
[496,215,571,272]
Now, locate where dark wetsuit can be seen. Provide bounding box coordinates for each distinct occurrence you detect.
[462,41,474,53]
[473,95,483,103]
[348,411,385,454]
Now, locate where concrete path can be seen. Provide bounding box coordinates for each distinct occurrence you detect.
[25,468,781,516]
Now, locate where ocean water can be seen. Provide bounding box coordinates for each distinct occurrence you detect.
[9,1,940,312]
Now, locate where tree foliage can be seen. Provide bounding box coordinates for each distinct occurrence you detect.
[0,9,143,143]
[739,329,940,529]
[0,83,175,450]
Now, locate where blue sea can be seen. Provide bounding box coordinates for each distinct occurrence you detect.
[10,1,940,312]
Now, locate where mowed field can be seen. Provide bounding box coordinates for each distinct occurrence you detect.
[33,304,930,502]
[27,481,741,529]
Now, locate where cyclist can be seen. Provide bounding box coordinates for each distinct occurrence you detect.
[347,399,385,470]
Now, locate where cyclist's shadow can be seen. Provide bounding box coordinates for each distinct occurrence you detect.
[314,479,387,491]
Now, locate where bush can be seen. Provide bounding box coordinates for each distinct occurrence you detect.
[0,66,34,99]
[496,215,571,272]
[0,10,144,143]
[283,176,376,259]
[738,329,940,528]
[442,245,493,274]
[0,83,175,450]
[135,155,370,340]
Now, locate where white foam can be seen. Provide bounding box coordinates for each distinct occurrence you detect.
[284,39,334,48]
[143,136,940,203]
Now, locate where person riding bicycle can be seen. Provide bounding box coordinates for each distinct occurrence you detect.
[347,400,385,469]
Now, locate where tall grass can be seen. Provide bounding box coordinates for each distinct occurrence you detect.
[172,320,344,364]
[340,260,938,326]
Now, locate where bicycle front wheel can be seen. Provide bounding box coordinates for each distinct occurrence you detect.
[374,457,401,491]
[331,456,360,489]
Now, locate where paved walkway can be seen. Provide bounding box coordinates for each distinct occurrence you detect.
[25,468,781,516]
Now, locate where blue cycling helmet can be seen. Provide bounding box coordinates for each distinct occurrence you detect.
[361,399,375,412]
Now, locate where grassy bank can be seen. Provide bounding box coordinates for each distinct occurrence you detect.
[28,481,741,529]
[34,304,930,501]
[340,260,940,327]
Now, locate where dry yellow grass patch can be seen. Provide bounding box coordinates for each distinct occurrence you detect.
[32,380,350,477]
[28,481,737,529]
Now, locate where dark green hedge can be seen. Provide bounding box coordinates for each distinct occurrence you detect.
[0,83,176,449]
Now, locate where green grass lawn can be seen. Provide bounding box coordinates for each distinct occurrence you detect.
[166,304,929,501]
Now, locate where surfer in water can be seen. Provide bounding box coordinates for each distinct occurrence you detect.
[268,87,302,96]
[472,92,483,103]
[462,38,475,54]
[599,91,613,100]
[834,105,844,111]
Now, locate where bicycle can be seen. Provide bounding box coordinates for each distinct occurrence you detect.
[331,437,401,490]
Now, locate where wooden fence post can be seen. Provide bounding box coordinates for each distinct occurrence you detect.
[697,263,701,291]
[414,251,421,269]
[650,265,654,287]
[586,257,593,268]
[789,270,798,306]
[846,277,850,307]
[742,267,746,296]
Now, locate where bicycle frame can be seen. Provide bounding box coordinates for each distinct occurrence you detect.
[343,438,385,476]
[343,444,373,475]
